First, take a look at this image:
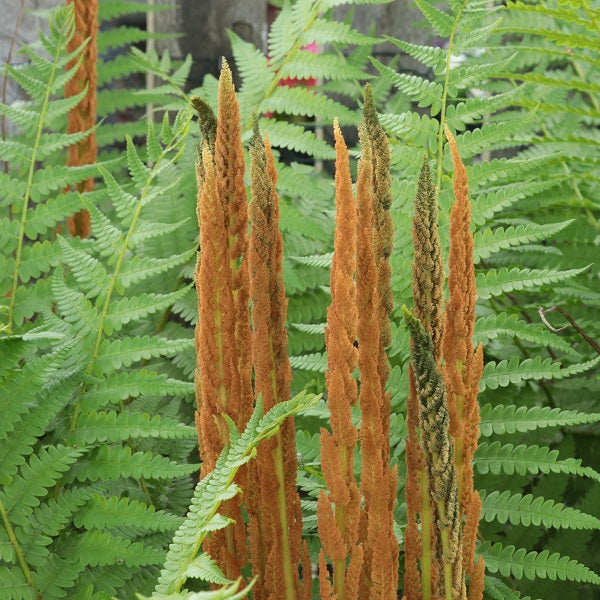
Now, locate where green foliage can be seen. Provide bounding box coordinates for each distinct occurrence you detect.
[1,0,599,598]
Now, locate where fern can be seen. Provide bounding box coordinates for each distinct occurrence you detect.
[479,541,600,584]
[153,393,318,596]
[480,490,600,530]
[0,6,89,330]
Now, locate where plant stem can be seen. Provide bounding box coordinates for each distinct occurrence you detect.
[273,432,296,600]
[0,497,39,598]
[67,115,191,435]
[420,470,432,600]
[7,21,67,330]
[435,2,467,192]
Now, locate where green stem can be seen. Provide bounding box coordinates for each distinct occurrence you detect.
[436,501,455,600]
[67,115,192,435]
[273,432,296,600]
[0,497,39,598]
[7,23,67,330]
[435,2,467,192]
[420,470,432,600]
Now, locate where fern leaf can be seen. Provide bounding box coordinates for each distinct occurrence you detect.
[185,553,231,585]
[81,371,194,410]
[306,18,379,46]
[69,410,196,445]
[379,111,439,149]
[58,236,109,298]
[66,446,198,483]
[371,58,443,114]
[281,51,368,82]
[103,286,192,335]
[481,490,600,530]
[74,494,183,532]
[479,541,600,583]
[476,265,590,299]
[480,403,600,436]
[451,115,531,159]
[474,442,600,481]
[154,393,318,594]
[290,253,333,269]
[470,179,565,225]
[260,86,355,124]
[382,37,446,72]
[412,0,454,36]
[258,119,335,160]
[473,312,580,357]
[0,445,84,526]
[77,530,165,567]
[289,352,328,372]
[474,220,573,261]
[480,355,600,391]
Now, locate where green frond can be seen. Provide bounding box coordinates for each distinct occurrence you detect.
[260,86,355,124]
[258,119,335,160]
[445,87,522,131]
[93,336,193,374]
[68,410,196,445]
[474,312,580,357]
[81,371,194,410]
[103,286,192,335]
[480,403,600,436]
[379,111,439,149]
[227,31,271,111]
[470,179,565,225]
[480,355,600,391]
[185,553,232,586]
[74,494,183,532]
[76,530,165,567]
[479,541,600,584]
[474,442,600,482]
[449,114,531,159]
[480,490,600,530]
[280,51,368,82]
[473,220,574,261]
[0,445,84,527]
[371,58,443,114]
[289,352,328,373]
[154,392,318,594]
[412,0,454,36]
[382,37,446,73]
[66,446,198,484]
[306,18,379,46]
[52,267,99,333]
[476,265,590,300]
[290,253,333,269]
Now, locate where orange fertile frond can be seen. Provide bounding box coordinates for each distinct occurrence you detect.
[318,121,362,599]
[249,124,306,600]
[356,129,398,600]
[66,0,98,237]
[442,125,484,591]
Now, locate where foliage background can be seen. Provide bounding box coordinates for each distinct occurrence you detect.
[0,1,598,599]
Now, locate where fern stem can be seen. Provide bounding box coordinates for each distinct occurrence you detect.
[420,470,433,600]
[0,497,39,598]
[67,116,191,435]
[273,430,296,600]
[262,2,321,103]
[435,2,467,192]
[7,19,67,330]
